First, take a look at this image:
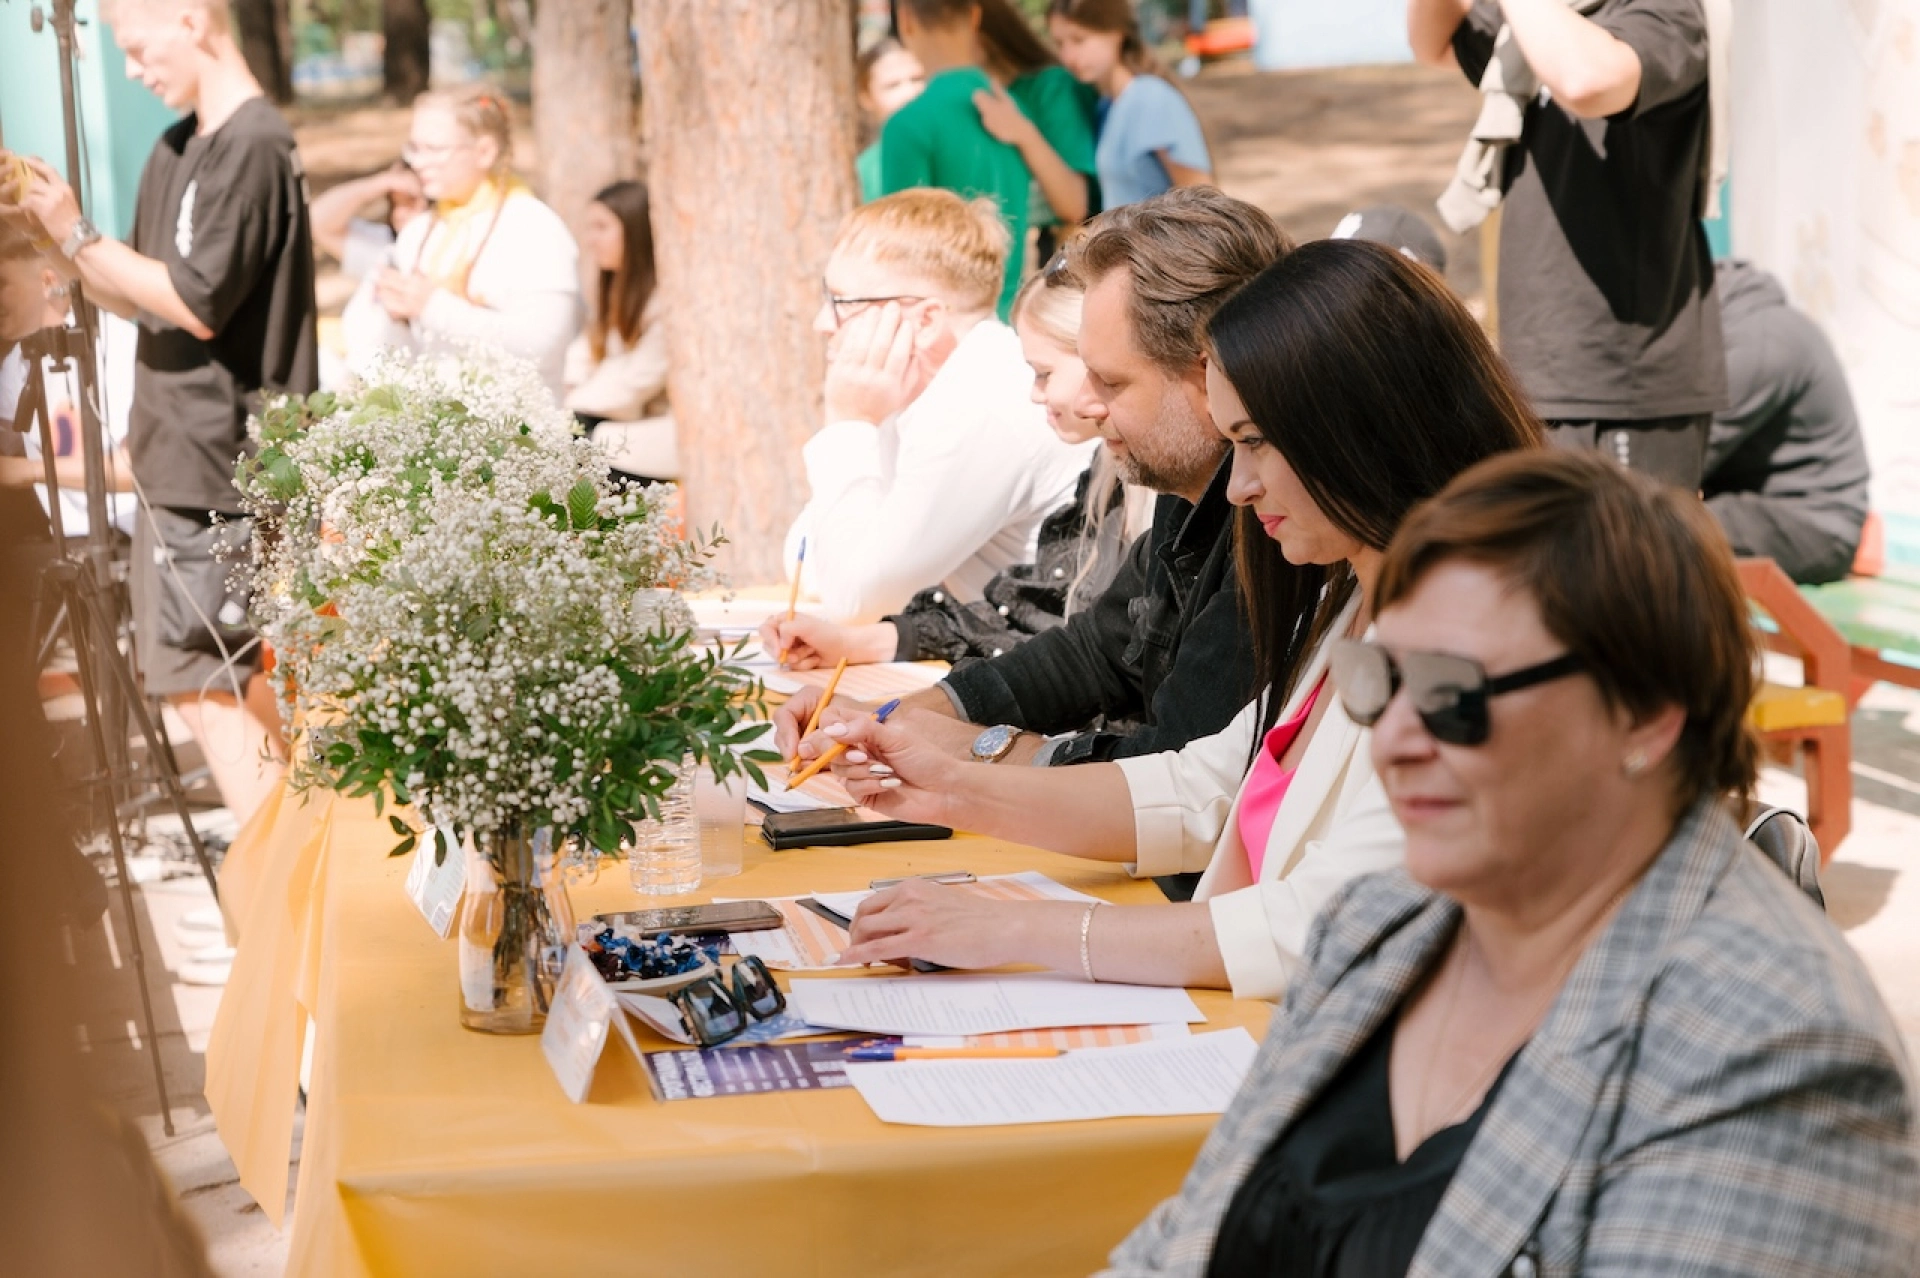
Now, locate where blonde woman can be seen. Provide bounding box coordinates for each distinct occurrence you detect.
[783,188,1093,624]
[342,84,581,396]
[766,257,1148,667]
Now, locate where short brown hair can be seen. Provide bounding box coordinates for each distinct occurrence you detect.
[1065,187,1289,374]
[833,188,1010,315]
[1376,449,1760,813]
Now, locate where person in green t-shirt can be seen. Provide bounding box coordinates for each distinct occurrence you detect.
[855,39,926,204]
[886,0,1036,318]
[973,0,1100,235]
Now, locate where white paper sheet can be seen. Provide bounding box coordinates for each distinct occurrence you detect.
[542,945,645,1103]
[843,1029,1260,1127]
[760,661,946,698]
[403,824,467,938]
[783,972,1205,1037]
[689,595,786,636]
[746,780,840,814]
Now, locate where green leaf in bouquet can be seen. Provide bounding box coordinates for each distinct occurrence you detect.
[565,479,600,530]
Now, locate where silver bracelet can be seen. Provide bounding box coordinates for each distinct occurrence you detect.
[1079,901,1103,983]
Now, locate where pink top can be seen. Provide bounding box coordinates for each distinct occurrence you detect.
[1236,678,1325,881]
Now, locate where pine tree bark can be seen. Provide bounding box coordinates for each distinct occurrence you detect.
[234,0,293,104]
[632,0,859,584]
[531,0,639,242]
[382,0,433,105]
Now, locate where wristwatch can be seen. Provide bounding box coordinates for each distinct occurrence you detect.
[970,724,1026,763]
[61,215,101,260]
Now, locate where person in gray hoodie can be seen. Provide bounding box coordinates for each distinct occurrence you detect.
[1703,260,1871,584]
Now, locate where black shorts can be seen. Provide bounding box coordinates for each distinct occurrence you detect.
[130,504,263,699]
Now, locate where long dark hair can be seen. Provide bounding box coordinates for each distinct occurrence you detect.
[1206,238,1544,738]
[587,180,657,363]
[977,0,1057,78]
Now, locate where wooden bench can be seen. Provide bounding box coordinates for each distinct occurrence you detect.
[1796,562,1920,708]
[1737,558,1853,860]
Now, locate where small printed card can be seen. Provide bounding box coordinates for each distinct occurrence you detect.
[404,823,467,938]
[542,944,645,1103]
[641,1039,898,1102]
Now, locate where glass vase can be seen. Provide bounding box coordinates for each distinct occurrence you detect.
[457,822,576,1034]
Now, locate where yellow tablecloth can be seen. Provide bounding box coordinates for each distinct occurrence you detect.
[217,794,1270,1275]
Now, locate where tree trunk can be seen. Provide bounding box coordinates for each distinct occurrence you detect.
[234,0,293,103]
[632,0,859,584]
[383,0,433,105]
[531,0,639,243]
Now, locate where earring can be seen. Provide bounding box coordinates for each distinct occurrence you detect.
[1622,748,1650,777]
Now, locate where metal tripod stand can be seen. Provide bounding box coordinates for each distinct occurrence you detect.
[20,329,223,1138]
[14,0,223,1137]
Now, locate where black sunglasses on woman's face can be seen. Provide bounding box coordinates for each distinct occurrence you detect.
[1329,639,1584,746]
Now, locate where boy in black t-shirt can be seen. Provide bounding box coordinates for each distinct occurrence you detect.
[1411,0,1725,488]
[16,0,316,826]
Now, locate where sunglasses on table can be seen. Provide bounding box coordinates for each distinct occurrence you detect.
[668,955,787,1048]
[1328,639,1584,746]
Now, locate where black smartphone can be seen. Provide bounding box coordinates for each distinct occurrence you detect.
[760,807,953,850]
[590,900,784,936]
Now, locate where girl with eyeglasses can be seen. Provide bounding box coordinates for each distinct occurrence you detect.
[340,84,582,397]
[816,239,1542,998]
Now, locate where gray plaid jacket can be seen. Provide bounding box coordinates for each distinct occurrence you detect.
[1105,797,1920,1276]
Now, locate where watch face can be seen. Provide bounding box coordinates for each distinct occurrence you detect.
[972,724,1016,760]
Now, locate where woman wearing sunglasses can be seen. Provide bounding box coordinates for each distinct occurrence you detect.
[1104,449,1920,1277]
[822,239,1541,998]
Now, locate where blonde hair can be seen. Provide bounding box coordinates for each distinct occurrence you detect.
[833,189,1010,315]
[103,0,231,32]
[414,83,515,176]
[1008,259,1131,615]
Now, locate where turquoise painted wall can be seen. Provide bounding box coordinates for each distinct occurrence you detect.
[0,1,174,241]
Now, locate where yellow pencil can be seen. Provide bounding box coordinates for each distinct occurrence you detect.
[784,697,901,791]
[775,537,806,666]
[792,656,849,767]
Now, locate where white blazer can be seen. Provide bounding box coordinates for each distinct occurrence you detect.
[1112,595,1404,1001]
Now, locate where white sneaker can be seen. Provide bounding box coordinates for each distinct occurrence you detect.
[178,949,234,987]
[173,906,225,948]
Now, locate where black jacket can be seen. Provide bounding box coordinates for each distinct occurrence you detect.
[940,455,1252,765]
[887,465,1130,664]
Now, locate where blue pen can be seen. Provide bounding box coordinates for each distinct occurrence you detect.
[784,697,901,791]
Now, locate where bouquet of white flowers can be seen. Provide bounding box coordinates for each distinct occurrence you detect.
[238,353,772,860]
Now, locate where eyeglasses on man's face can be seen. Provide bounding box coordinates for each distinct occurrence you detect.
[1329,639,1585,746]
[820,282,926,328]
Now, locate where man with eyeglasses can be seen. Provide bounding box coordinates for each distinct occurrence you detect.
[782,188,1090,626]
[13,0,315,828]
[780,190,1288,897]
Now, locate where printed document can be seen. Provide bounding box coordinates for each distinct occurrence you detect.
[844,1029,1260,1126]
[784,972,1204,1037]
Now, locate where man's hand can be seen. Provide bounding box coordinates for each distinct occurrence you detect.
[375,267,437,322]
[18,156,82,246]
[758,611,900,671]
[823,301,919,424]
